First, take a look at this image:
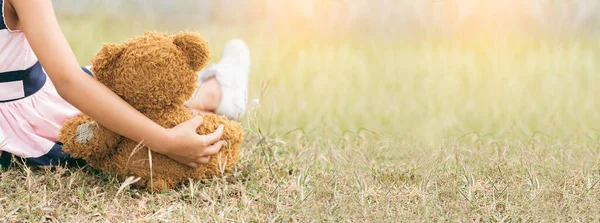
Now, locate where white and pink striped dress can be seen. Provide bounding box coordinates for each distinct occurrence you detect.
[0,0,83,165]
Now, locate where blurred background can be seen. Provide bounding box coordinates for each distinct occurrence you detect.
[54,0,600,37]
[53,0,600,143]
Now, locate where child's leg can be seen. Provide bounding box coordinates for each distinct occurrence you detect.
[186,77,221,113]
[186,39,250,120]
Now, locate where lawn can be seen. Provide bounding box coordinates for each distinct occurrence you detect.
[2,10,600,222]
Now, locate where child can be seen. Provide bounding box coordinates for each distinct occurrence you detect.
[0,0,250,167]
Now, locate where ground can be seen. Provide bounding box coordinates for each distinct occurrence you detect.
[2,14,600,222]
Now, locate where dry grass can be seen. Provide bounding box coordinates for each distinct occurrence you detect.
[3,9,600,222]
[3,135,600,221]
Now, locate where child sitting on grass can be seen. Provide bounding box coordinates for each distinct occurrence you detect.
[0,0,250,167]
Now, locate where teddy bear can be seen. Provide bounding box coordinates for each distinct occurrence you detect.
[57,31,244,191]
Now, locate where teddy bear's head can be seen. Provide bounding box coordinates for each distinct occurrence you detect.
[91,32,210,109]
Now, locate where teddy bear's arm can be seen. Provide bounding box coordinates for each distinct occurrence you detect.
[58,114,124,160]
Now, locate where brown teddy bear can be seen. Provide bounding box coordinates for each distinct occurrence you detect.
[58,31,244,191]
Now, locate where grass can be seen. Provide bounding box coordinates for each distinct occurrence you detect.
[3,13,600,221]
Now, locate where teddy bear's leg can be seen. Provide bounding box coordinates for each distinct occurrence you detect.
[59,114,124,160]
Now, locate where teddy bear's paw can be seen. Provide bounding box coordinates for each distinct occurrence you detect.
[75,122,97,144]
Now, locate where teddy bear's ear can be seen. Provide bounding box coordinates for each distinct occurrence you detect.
[172,32,211,71]
[91,43,123,73]
[90,43,123,88]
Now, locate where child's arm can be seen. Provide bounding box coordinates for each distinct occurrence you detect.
[11,0,226,168]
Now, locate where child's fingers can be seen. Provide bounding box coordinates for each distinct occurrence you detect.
[196,156,211,165]
[200,140,226,156]
[199,125,224,146]
[187,116,204,128]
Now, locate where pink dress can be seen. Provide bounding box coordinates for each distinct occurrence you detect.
[0,0,83,165]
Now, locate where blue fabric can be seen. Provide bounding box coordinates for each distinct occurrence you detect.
[0,62,48,103]
[0,63,93,103]
[0,0,6,30]
[0,62,47,102]
[0,143,84,166]
[82,66,93,76]
[0,148,12,167]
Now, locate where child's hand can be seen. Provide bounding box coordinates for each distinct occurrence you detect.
[151,116,226,168]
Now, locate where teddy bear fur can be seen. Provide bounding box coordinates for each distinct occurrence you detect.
[58,31,244,191]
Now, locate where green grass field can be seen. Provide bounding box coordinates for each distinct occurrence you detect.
[2,13,600,221]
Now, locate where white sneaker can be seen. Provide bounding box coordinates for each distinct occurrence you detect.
[198,39,250,120]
